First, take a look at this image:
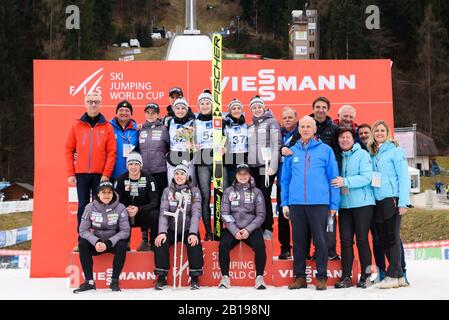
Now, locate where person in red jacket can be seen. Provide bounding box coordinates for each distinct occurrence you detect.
[65,92,117,249]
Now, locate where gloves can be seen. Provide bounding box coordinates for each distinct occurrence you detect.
[282,206,290,219]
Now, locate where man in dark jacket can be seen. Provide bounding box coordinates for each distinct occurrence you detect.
[115,152,159,251]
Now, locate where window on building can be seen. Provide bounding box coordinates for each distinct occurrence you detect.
[309,53,315,59]
[310,41,315,47]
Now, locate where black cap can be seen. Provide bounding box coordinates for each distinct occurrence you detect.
[169,87,183,97]
[235,163,250,174]
[97,181,114,193]
[144,102,160,113]
[116,100,133,114]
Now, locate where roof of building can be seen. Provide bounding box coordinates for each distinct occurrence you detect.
[416,131,439,156]
[3,183,34,192]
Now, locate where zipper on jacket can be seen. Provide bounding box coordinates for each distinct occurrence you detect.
[304,148,308,203]
[88,127,93,174]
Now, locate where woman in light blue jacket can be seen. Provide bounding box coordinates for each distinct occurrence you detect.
[331,128,375,289]
[367,120,410,289]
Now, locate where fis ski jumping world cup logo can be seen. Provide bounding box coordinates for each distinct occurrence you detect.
[69,68,104,97]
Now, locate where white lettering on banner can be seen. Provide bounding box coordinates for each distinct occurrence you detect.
[91,270,156,284]
[69,68,103,97]
[278,268,342,282]
[221,69,356,101]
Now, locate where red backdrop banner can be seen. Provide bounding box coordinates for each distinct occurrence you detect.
[32,59,393,277]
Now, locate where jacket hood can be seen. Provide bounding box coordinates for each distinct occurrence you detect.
[342,142,362,156]
[80,113,107,124]
[225,113,246,125]
[173,111,195,125]
[93,191,120,210]
[292,136,323,151]
[252,109,274,123]
[142,119,164,129]
[378,141,396,154]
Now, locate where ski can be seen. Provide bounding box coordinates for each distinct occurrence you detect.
[212,33,223,241]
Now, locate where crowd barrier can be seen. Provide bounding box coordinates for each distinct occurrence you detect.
[0,200,33,215]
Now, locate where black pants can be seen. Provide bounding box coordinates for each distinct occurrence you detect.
[370,221,407,274]
[78,238,128,281]
[75,173,101,231]
[151,172,168,197]
[370,221,386,272]
[339,206,374,278]
[219,228,266,276]
[196,165,213,235]
[154,231,204,277]
[276,182,291,252]
[374,198,403,278]
[290,205,328,279]
[250,166,275,232]
[138,172,166,243]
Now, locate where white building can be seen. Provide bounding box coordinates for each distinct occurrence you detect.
[395,124,439,173]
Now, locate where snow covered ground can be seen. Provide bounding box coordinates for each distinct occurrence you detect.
[1,260,448,300]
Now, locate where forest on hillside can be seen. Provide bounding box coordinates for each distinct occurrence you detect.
[0,0,448,182]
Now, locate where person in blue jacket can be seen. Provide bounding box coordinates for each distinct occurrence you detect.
[331,128,375,289]
[367,120,410,289]
[110,100,139,180]
[281,116,340,291]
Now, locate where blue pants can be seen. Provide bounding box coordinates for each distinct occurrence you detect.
[75,173,101,232]
[290,205,328,279]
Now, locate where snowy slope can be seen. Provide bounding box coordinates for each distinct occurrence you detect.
[1,260,448,300]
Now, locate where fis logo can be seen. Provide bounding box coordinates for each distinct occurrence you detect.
[69,68,104,97]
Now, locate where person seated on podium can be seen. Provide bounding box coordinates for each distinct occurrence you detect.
[218,163,267,290]
[153,161,204,290]
[74,181,130,293]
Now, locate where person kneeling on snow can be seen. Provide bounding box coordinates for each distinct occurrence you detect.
[218,163,267,290]
[153,162,204,290]
[74,181,130,293]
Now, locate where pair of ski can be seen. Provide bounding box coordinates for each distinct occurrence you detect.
[163,34,224,290]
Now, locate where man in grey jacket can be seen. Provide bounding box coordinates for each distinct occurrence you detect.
[74,181,130,293]
[153,163,204,290]
[140,102,170,192]
[247,95,281,240]
[218,164,267,290]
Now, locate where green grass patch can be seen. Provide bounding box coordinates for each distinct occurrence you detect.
[0,212,32,230]
[420,176,449,192]
[401,208,449,243]
[0,212,32,250]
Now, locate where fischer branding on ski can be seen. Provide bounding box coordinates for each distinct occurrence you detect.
[212,33,223,241]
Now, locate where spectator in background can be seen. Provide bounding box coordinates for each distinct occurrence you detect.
[65,92,116,250]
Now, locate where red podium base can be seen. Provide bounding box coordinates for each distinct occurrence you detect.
[68,240,357,289]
